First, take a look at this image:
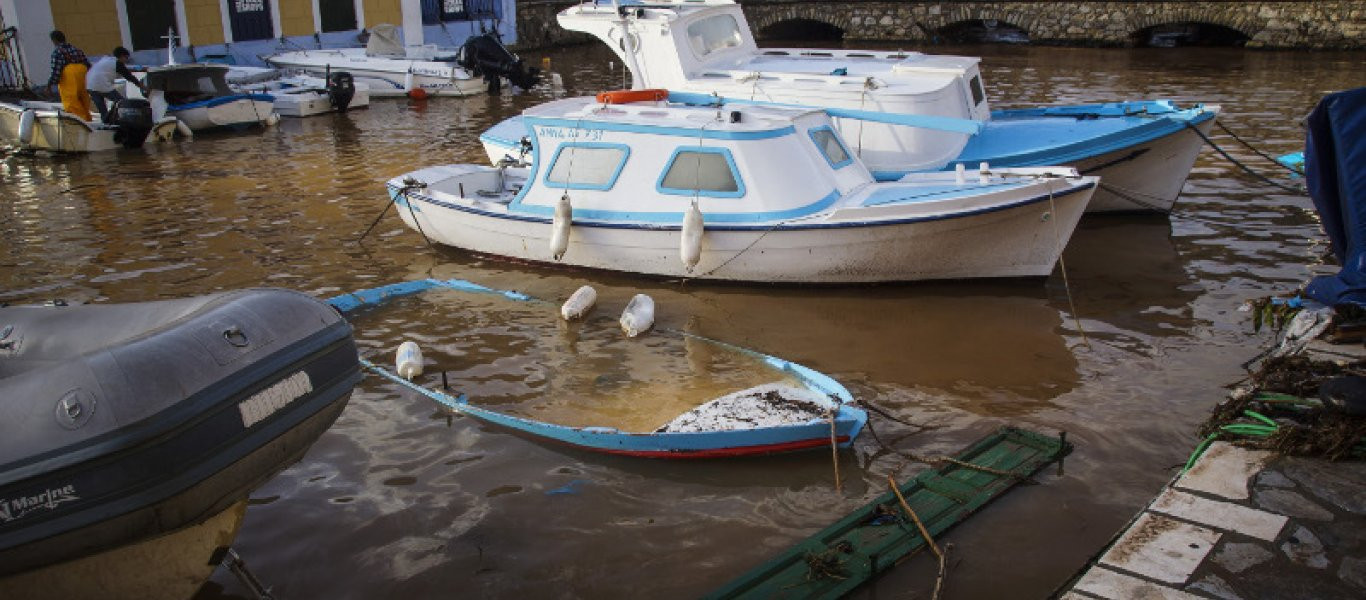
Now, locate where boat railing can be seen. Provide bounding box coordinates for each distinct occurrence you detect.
[666,91,985,135]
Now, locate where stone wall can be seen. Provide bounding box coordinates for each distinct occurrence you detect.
[741,1,1365,49]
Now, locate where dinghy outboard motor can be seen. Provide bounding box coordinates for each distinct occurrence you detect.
[327,71,356,112]
[109,98,154,148]
[456,32,541,94]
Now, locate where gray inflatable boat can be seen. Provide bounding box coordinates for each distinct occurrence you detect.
[0,288,361,575]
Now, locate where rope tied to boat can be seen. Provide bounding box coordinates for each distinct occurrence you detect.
[398,178,435,249]
[1184,120,1307,195]
[828,407,842,493]
[1042,176,1092,351]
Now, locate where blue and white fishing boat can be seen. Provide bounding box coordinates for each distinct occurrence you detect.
[391,95,1097,283]
[329,278,867,458]
[508,0,1217,213]
[137,31,277,131]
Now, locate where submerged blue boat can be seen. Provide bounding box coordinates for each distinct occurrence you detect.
[330,279,868,458]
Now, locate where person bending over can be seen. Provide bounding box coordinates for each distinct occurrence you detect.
[87,46,147,123]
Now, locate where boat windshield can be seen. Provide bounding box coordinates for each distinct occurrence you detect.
[687,14,745,58]
[809,127,852,169]
[659,148,742,196]
[545,144,629,190]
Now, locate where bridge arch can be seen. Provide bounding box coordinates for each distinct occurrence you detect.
[745,8,853,42]
[937,18,1031,44]
[1127,6,1258,46]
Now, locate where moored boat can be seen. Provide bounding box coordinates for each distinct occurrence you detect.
[265,25,538,97]
[228,67,370,117]
[0,288,362,577]
[142,63,277,131]
[393,95,1097,283]
[0,99,180,152]
[550,0,1217,213]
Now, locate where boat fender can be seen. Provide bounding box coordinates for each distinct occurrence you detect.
[403,71,415,92]
[175,119,194,139]
[681,200,704,271]
[17,109,35,148]
[550,193,572,261]
[620,294,655,338]
[595,89,668,105]
[955,163,966,184]
[396,341,424,380]
[979,162,990,184]
[560,285,597,321]
[266,112,280,127]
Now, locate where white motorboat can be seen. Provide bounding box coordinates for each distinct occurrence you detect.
[265,25,538,97]
[227,67,370,117]
[140,63,278,131]
[386,95,1097,283]
[552,0,1217,213]
[0,99,180,153]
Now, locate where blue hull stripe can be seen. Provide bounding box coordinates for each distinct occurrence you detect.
[387,180,1094,231]
[168,93,274,111]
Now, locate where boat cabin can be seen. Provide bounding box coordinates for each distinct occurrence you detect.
[505,96,874,225]
[144,64,236,106]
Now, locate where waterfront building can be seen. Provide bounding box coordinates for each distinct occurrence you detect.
[0,0,516,87]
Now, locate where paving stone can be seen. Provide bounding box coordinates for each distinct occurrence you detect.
[1175,443,1271,501]
[1281,459,1366,514]
[1211,542,1275,574]
[1341,556,1366,590]
[1255,470,1296,489]
[1149,488,1287,541]
[1254,488,1335,521]
[1186,574,1243,600]
[1099,513,1221,585]
[1074,566,1202,599]
[1280,525,1329,569]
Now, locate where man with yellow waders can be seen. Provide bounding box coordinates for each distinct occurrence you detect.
[46,31,93,121]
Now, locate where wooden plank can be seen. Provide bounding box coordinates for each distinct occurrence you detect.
[705,427,1069,600]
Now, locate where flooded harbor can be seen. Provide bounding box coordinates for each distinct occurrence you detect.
[1,39,1361,598]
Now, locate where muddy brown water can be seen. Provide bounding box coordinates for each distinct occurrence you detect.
[1,42,1362,598]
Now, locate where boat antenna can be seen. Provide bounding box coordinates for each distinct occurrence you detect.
[163,28,178,65]
[611,0,644,89]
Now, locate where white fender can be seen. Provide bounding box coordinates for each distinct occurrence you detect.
[265,111,280,127]
[550,194,572,261]
[620,294,655,338]
[17,109,35,148]
[395,341,424,380]
[681,200,704,271]
[403,71,415,92]
[560,285,598,321]
[175,119,193,139]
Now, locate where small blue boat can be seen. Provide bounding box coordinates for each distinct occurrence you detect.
[329,279,869,458]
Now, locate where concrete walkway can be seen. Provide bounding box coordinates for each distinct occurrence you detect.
[1062,442,1366,599]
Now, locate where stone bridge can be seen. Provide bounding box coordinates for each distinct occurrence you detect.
[515,1,1364,49]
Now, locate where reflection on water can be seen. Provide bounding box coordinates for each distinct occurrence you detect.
[1,40,1361,599]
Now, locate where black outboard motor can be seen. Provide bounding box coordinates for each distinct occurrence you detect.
[457,32,541,95]
[109,98,154,149]
[327,71,357,112]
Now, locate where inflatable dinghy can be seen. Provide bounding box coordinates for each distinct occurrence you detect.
[0,288,360,576]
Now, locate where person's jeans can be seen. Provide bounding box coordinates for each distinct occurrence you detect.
[89,89,124,123]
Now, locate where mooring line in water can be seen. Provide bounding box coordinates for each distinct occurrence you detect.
[828,409,842,493]
[1185,121,1307,195]
[1045,179,1092,351]
[1215,120,1305,175]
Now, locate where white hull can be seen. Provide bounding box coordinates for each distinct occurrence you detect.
[1073,115,1216,213]
[266,49,483,97]
[389,167,1095,283]
[228,68,373,117]
[0,102,180,153]
[272,86,370,117]
[169,98,276,131]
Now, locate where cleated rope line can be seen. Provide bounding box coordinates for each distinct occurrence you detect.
[1215,120,1305,176]
[1184,121,1306,195]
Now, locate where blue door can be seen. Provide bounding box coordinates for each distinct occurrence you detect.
[228,0,274,42]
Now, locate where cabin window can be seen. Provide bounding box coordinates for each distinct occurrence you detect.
[687,15,745,58]
[969,75,985,106]
[808,126,853,169]
[657,147,745,198]
[544,143,630,190]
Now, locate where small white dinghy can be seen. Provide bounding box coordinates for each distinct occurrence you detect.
[227,67,370,117]
[0,99,180,152]
[384,95,1097,283]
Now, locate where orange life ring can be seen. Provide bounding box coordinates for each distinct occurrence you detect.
[595,89,669,104]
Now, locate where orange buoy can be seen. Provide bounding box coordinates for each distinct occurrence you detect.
[595,89,668,104]
[407,88,429,100]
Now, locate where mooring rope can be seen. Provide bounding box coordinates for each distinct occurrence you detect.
[1044,177,1091,350]
[1185,121,1306,195]
[1215,120,1305,175]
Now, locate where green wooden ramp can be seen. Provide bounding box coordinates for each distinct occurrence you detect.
[706,426,1071,599]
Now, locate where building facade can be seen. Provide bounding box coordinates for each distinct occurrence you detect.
[0,0,516,88]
